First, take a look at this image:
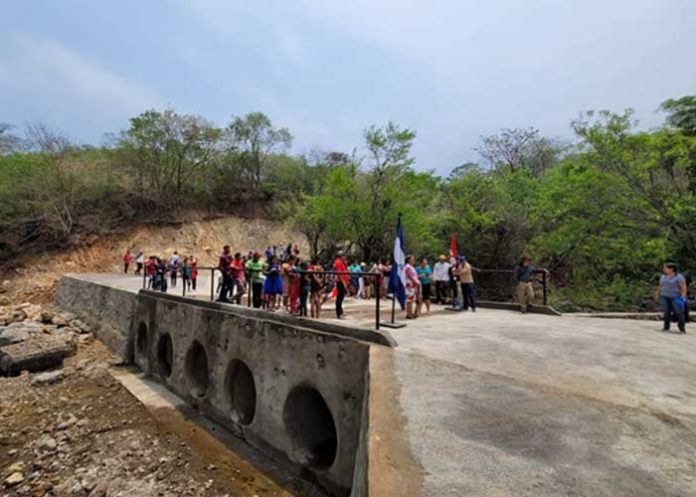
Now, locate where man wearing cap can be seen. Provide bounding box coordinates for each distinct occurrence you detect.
[246,252,265,308]
[433,254,451,305]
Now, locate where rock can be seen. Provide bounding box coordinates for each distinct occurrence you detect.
[6,461,26,473]
[56,414,78,431]
[68,319,90,334]
[9,308,27,323]
[6,321,44,332]
[0,327,30,346]
[4,471,24,487]
[7,449,18,456]
[0,336,76,375]
[39,311,55,324]
[31,370,64,386]
[50,312,75,327]
[16,302,32,310]
[37,434,57,451]
[0,296,9,306]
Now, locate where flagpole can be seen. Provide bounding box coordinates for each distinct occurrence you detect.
[381,212,406,329]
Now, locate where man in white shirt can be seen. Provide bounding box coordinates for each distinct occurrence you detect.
[433,254,451,305]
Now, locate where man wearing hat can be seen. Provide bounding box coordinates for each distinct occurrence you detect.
[433,254,451,305]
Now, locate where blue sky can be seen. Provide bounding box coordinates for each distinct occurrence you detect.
[1,0,695,173]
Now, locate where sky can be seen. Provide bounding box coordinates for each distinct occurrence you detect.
[1,0,695,174]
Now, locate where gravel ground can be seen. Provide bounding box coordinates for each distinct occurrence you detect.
[0,320,324,497]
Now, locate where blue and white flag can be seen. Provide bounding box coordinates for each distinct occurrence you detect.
[387,217,407,309]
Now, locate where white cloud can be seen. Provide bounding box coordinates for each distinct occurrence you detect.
[1,34,163,116]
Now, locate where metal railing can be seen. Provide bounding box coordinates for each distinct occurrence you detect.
[141,265,384,330]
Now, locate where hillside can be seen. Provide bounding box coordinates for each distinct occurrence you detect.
[0,215,305,305]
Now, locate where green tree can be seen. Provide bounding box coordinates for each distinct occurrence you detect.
[116,109,222,205]
[225,112,292,192]
[660,95,696,136]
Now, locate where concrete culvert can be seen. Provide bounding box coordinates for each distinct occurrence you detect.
[283,385,338,469]
[226,359,256,425]
[157,334,173,378]
[136,322,148,356]
[185,340,210,398]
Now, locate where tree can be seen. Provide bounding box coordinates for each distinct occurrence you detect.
[225,112,292,191]
[660,95,696,136]
[476,127,564,177]
[116,109,222,205]
[354,122,417,261]
[0,123,23,154]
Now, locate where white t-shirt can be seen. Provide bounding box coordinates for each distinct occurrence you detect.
[433,262,451,282]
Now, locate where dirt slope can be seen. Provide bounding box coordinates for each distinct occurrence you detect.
[1,216,305,305]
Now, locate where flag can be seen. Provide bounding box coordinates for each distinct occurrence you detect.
[449,233,458,262]
[387,216,407,310]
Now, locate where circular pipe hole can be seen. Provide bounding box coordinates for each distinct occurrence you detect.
[136,322,148,356]
[283,385,338,469]
[185,340,210,398]
[226,359,256,425]
[157,333,173,378]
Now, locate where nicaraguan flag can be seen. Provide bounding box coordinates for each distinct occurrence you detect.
[387,217,407,309]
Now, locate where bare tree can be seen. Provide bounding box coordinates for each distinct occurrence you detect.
[476,127,565,177]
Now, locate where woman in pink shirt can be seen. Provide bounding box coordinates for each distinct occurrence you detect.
[404,255,421,319]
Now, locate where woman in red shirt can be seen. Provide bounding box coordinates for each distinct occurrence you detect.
[333,251,349,319]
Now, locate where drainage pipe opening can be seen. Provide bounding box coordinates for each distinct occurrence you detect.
[283,385,338,469]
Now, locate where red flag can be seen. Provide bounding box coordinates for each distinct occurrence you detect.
[449,233,458,261]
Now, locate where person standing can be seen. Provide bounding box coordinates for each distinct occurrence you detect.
[298,261,310,317]
[217,246,233,302]
[168,251,180,288]
[404,255,421,319]
[459,256,476,312]
[245,252,265,309]
[230,252,245,304]
[264,255,283,310]
[433,254,451,305]
[189,255,198,291]
[513,255,546,313]
[416,258,433,314]
[146,256,157,289]
[310,258,325,318]
[333,251,349,319]
[657,263,687,333]
[135,252,144,275]
[182,257,192,290]
[123,249,132,274]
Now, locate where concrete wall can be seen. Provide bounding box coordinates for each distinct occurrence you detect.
[133,291,369,494]
[55,275,138,361]
[55,276,378,495]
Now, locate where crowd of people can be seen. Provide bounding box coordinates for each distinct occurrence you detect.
[121,246,689,333]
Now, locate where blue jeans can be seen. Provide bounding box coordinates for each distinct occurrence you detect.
[660,296,685,331]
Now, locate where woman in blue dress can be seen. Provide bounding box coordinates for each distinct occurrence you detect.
[264,256,284,310]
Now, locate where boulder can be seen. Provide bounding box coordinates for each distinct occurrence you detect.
[39,311,55,324]
[0,328,30,347]
[0,337,76,376]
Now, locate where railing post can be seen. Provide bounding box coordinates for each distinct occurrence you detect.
[247,270,251,307]
[210,268,215,302]
[375,274,380,330]
[182,272,186,297]
[142,265,146,290]
[542,271,548,306]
